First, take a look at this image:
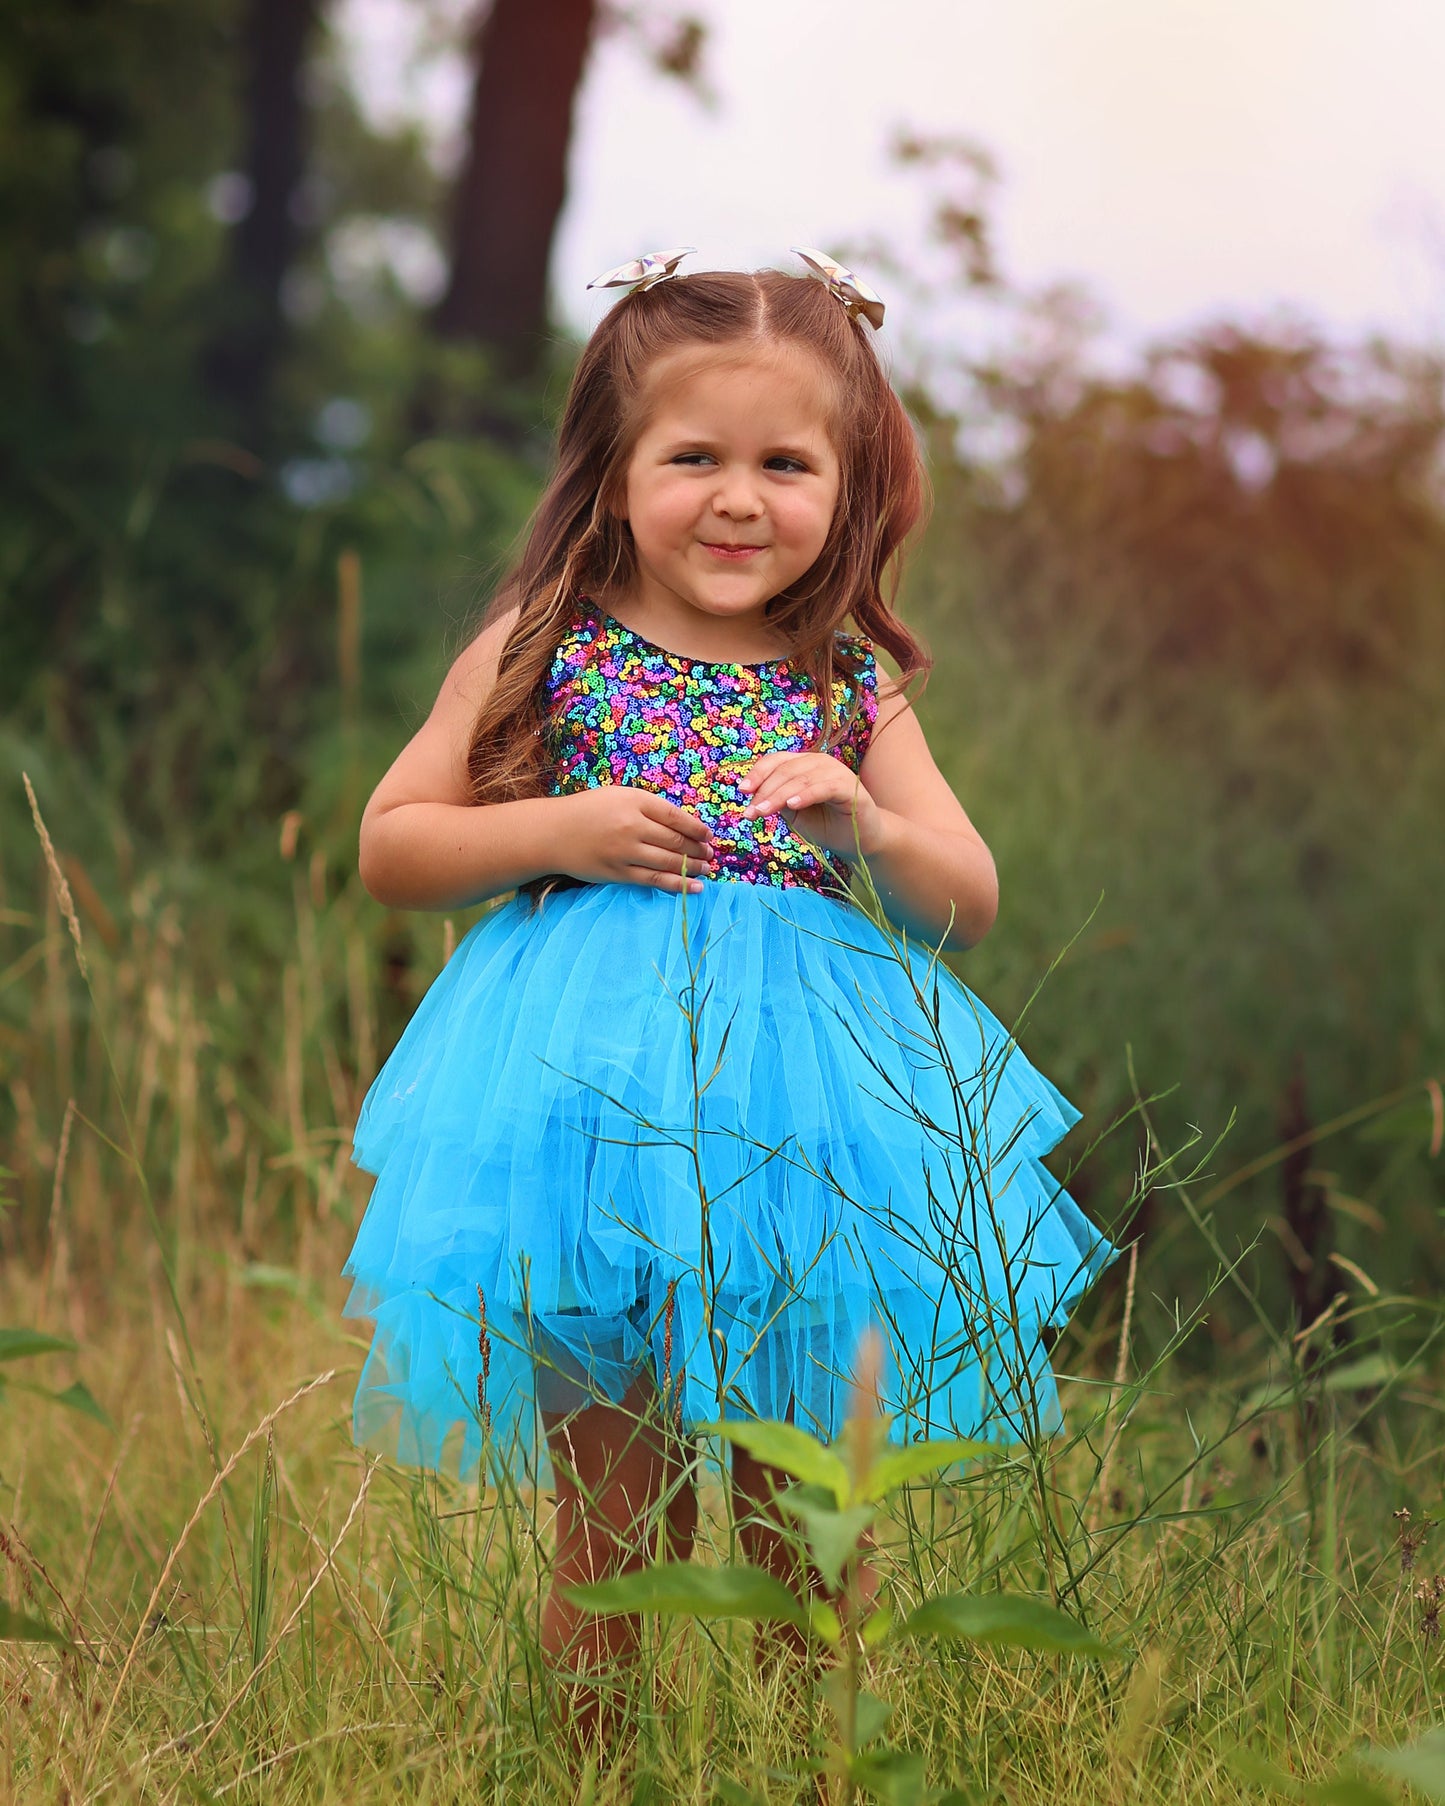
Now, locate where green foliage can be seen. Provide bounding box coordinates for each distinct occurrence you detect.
[0,1329,76,1363]
[569,1562,808,1630]
[1362,1728,1445,1800]
[569,1389,1113,1800]
[1232,1726,1445,1804]
[902,1593,1113,1658]
[0,1326,110,1426]
[0,1601,67,1645]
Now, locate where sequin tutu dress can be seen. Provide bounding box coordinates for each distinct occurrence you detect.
[343,600,1117,1483]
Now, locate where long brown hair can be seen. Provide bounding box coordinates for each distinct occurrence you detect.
[467,267,932,812]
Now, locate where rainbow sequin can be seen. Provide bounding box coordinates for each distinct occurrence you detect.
[542,600,879,892]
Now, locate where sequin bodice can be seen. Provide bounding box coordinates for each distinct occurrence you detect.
[541,601,878,892]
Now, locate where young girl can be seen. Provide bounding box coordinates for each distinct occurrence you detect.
[342,250,1115,1706]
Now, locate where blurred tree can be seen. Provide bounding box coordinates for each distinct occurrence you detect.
[0,0,239,699]
[883,142,1445,698]
[0,0,467,747]
[433,0,598,380]
[201,0,323,439]
[430,0,709,395]
[974,320,1445,693]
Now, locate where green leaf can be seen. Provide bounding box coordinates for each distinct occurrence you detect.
[1222,1747,1305,1795]
[807,1599,843,1647]
[2,1376,112,1425]
[850,1747,928,1805]
[701,1419,850,1503]
[862,1605,895,1649]
[712,1781,767,1806]
[1357,1095,1440,1148]
[780,1489,876,1589]
[0,1328,76,1364]
[1306,1781,1398,1806]
[49,1380,111,1427]
[1362,1727,1445,1801]
[567,1562,808,1628]
[0,1602,67,1644]
[862,1437,1004,1501]
[1319,1354,1397,1394]
[903,1592,1113,1658]
[854,1689,894,1749]
[238,1263,307,1293]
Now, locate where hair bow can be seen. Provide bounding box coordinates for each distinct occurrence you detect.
[586,247,696,296]
[791,247,886,331]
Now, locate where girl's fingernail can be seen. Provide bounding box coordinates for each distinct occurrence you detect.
[786,795,803,807]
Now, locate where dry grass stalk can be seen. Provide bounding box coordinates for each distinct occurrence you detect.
[24,772,88,981]
[90,1368,337,1755]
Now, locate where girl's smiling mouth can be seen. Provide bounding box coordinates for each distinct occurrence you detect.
[701,542,765,559]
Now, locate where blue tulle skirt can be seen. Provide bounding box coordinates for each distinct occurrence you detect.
[343,880,1117,1484]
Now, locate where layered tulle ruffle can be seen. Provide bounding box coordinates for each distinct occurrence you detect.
[343,881,1117,1484]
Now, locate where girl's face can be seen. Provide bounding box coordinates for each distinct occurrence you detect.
[615,344,841,641]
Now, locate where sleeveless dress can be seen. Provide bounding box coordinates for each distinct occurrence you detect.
[343,599,1117,1485]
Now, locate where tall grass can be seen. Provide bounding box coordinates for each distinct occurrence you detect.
[2,773,1442,1799]
[1,530,1442,1798]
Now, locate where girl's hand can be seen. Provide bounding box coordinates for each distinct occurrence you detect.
[555,786,714,894]
[739,753,885,859]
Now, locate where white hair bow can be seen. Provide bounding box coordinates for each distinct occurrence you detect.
[586,247,696,296]
[791,247,886,330]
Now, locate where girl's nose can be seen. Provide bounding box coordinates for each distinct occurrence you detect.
[711,470,762,518]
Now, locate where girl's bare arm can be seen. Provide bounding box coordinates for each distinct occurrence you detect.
[358,610,713,911]
[853,677,999,953]
[358,609,555,910]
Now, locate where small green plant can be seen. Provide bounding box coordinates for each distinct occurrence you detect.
[570,1331,1115,1804]
[0,1326,108,1429]
[0,1326,109,1646]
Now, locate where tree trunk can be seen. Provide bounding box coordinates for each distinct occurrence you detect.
[204,0,321,433]
[434,0,597,377]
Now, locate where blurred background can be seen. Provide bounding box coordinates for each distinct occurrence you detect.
[2,0,1443,1356]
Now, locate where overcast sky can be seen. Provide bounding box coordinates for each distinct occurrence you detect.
[339,0,1445,365]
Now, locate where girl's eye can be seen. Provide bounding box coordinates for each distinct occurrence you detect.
[672,453,714,467]
[765,456,809,474]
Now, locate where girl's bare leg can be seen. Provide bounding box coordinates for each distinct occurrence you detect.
[541,1376,697,1746]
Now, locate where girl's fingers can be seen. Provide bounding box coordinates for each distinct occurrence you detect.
[738,757,808,798]
[738,754,801,795]
[635,836,715,875]
[647,797,712,844]
[630,864,704,895]
[747,781,849,819]
[639,829,715,865]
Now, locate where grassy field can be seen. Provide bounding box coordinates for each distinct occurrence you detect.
[3,1199,1443,1802]
[2,542,1444,1800]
